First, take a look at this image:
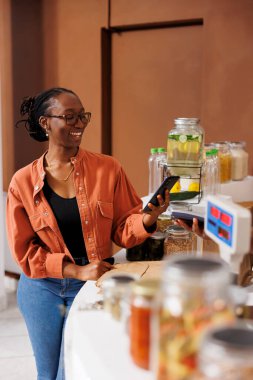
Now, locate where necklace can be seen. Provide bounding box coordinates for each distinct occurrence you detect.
[45,159,74,182]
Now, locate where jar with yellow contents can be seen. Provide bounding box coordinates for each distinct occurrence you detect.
[212,141,232,183]
[153,255,235,380]
[167,118,204,176]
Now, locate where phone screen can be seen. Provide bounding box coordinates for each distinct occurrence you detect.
[143,176,180,212]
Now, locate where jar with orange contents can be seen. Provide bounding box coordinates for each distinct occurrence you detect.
[129,279,160,370]
[212,141,232,183]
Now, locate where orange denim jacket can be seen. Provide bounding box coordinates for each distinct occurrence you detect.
[6,148,152,279]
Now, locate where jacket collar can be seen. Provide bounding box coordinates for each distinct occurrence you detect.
[33,148,86,198]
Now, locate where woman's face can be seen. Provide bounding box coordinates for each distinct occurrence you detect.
[44,92,89,148]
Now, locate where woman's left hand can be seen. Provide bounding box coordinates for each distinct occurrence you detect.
[142,189,170,228]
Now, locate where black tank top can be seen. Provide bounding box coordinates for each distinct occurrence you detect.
[43,179,89,265]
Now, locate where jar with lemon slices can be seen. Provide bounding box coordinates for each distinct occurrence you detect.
[167,118,204,176]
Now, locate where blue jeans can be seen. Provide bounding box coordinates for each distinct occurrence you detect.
[17,273,85,380]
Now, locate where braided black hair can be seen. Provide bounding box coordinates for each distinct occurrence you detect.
[15,87,77,142]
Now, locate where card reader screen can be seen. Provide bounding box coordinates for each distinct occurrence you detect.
[207,201,233,247]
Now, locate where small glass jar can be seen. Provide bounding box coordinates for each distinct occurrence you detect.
[163,225,193,256]
[212,141,232,183]
[228,141,248,181]
[154,255,235,380]
[129,278,160,370]
[167,118,204,176]
[198,324,253,379]
[126,241,146,261]
[145,232,166,261]
[101,274,136,321]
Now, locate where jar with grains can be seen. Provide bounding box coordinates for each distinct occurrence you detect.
[153,255,235,380]
[163,225,193,256]
[157,214,173,233]
[198,324,253,380]
[212,142,232,183]
[129,279,160,370]
[167,118,204,176]
[102,274,136,321]
[228,141,248,181]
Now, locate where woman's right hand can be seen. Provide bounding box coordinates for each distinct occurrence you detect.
[63,260,113,281]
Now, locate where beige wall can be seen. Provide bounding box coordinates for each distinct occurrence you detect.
[1,0,253,195]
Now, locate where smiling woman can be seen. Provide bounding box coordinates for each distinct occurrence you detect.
[6,87,169,380]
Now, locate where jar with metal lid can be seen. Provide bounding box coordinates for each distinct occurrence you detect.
[167,118,204,176]
[154,255,235,380]
[129,278,160,370]
[163,225,193,256]
[212,141,232,183]
[198,324,253,379]
[228,141,248,181]
[101,274,136,321]
[157,214,173,233]
[145,231,166,261]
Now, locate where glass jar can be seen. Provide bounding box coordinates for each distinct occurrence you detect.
[101,274,136,321]
[228,141,248,181]
[198,324,253,379]
[145,231,166,261]
[154,255,235,380]
[129,279,160,370]
[202,149,220,197]
[126,241,146,261]
[167,118,204,176]
[163,225,193,256]
[212,141,232,183]
[157,214,174,233]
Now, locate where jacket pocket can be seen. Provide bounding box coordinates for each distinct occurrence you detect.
[29,213,48,232]
[29,213,61,252]
[95,201,113,248]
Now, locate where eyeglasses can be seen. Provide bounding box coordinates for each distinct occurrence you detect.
[45,112,91,126]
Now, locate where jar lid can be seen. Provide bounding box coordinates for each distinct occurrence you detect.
[163,255,230,285]
[204,325,253,350]
[101,274,136,289]
[174,118,200,126]
[166,225,190,237]
[228,141,246,149]
[131,278,160,297]
[158,214,172,221]
[150,231,166,240]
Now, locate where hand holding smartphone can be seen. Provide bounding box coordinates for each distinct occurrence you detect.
[143,176,180,212]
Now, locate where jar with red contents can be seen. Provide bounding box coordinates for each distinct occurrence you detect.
[129,279,160,370]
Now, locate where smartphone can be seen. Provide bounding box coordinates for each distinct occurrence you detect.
[143,176,180,212]
[171,211,205,228]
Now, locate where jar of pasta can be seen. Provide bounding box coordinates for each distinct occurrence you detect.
[228,141,248,181]
[198,324,253,380]
[212,141,232,183]
[154,255,235,380]
[163,225,194,256]
[129,279,160,370]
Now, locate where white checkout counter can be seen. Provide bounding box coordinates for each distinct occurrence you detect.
[64,248,153,380]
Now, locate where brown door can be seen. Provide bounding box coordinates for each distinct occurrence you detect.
[112,24,203,196]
